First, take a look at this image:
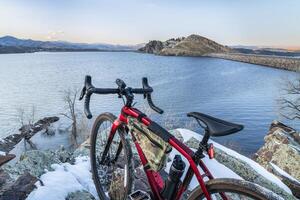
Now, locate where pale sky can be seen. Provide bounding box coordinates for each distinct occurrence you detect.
[0,0,299,48]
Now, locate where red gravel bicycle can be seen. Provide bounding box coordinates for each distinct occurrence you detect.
[79,75,280,200]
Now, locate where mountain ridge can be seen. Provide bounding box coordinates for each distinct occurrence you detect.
[0,36,143,53]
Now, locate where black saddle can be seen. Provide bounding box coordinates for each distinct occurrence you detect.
[187,112,243,137]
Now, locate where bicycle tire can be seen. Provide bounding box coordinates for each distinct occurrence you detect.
[90,112,134,200]
[187,178,282,200]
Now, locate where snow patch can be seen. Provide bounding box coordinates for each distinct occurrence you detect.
[26,156,98,200]
[270,162,300,184]
[0,151,6,156]
[176,128,292,194]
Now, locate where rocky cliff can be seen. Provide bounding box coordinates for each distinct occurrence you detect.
[139,34,231,56]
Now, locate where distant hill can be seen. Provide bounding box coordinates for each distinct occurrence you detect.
[232,47,300,57]
[139,34,231,56]
[139,35,300,57]
[0,45,36,54]
[0,36,142,53]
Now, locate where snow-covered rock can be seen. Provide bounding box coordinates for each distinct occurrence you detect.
[254,120,300,197]
[26,156,97,200]
[254,121,300,180]
[3,146,72,179]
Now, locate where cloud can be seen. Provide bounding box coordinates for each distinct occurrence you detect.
[46,30,65,40]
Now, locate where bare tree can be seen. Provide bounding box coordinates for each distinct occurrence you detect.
[15,105,37,149]
[16,107,26,126]
[279,78,300,120]
[60,88,79,147]
[28,105,36,125]
[16,105,36,127]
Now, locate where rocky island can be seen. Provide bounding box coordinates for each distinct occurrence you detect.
[139,34,300,71]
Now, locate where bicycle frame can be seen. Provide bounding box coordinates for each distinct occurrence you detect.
[106,106,219,200]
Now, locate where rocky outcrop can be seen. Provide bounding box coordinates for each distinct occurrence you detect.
[178,134,296,200]
[254,120,300,197]
[254,121,300,179]
[3,146,71,179]
[0,116,59,153]
[0,172,38,200]
[139,35,231,56]
[209,53,300,71]
[160,35,231,56]
[138,40,164,54]
[0,146,74,199]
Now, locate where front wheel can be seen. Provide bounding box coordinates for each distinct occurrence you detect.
[90,113,134,200]
[188,178,282,200]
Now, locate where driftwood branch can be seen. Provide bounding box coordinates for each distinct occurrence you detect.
[0,116,59,153]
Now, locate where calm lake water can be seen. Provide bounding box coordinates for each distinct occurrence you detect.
[0,52,298,156]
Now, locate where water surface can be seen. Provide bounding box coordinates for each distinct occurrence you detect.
[0,52,298,156]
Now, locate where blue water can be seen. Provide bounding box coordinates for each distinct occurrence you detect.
[0,52,298,156]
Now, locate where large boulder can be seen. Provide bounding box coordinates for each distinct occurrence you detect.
[254,120,300,197]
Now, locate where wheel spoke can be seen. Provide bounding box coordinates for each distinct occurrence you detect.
[114,141,123,163]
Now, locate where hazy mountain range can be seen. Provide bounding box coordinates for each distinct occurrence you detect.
[0,35,299,56]
[0,36,144,53]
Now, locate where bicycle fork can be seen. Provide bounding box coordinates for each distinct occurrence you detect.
[100,120,123,164]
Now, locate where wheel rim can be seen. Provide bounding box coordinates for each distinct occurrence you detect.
[94,120,128,200]
[199,191,264,200]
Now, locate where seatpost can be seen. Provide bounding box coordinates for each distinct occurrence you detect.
[193,129,210,162]
[201,129,210,145]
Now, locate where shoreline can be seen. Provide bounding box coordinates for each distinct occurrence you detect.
[0,49,136,55]
[208,53,300,72]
